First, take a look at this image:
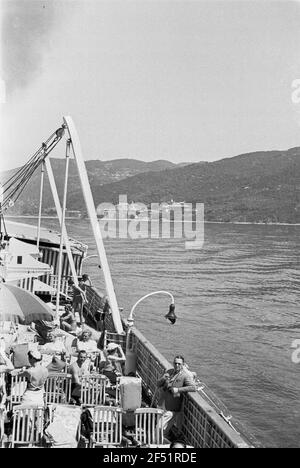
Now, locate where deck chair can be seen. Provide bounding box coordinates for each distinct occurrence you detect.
[0,406,5,448]
[45,404,82,448]
[135,408,164,446]
[103,331,127,353]
[80,374,107,407]
[90,406,123,448]
[9,374,27,409]
[103,375,121,406]
[11,405,45,448]
[44,373,72,405]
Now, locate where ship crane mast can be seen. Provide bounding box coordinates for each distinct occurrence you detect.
[0,117,123,334]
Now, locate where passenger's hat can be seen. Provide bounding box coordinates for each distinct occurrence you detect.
[106,342,119,352]
[28,350,42,361]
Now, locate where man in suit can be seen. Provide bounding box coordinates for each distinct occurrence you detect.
[157,355,197,439]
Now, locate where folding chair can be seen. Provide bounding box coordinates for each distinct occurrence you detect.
[90,406,123,448]
[11,405,45,448]
[9,374,27,409]
[103,331,127,353]
[135,408,164,446]
[44,373,72,405]
[0,406,5,448]
[80,374,107,407]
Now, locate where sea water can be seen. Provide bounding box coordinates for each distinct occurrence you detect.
[9,218,300,447]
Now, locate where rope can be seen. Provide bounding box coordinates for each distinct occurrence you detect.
[1,126,65,213]
[2,130,56,192]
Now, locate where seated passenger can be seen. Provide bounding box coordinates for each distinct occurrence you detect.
[156,355,197,439]
[68,350,92,405]
[35,320,58,344]
[101,342,126,384]
[76,330,98,354]
[60,304,77,334]
[39,331,67,356]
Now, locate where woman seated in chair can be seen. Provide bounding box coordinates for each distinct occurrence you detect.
[59,304,77,335]
[76,330,98,354]
[101,343,126,384]
[39,331,68,357]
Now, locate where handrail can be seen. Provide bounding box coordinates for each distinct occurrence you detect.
[129,325,253,448]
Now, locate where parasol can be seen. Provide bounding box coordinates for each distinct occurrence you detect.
[0,282,55,325]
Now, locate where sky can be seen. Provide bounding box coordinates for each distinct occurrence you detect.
[1,0,300,171]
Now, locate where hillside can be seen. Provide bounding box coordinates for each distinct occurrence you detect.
[0,158,180,216]
[69,147,300,224]
[2,148,300,223]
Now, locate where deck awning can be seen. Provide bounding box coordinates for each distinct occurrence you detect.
[8,237,39,256]
[33,279,56,293]
[5,220,88,255]
[1,253,52,282]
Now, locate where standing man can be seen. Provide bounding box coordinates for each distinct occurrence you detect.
[157,355,197,439]
[70,277,88,326]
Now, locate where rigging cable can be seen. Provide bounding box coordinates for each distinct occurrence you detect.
[1,126,65,213]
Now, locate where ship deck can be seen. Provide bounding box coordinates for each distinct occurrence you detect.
[0,289,254,449]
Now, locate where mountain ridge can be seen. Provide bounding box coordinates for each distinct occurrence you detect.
[1,148,300,223]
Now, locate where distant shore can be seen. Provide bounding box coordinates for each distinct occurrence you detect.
[5,215,300,226]
[5,215,81,220]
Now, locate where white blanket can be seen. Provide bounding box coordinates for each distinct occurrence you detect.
[46,405,81,448]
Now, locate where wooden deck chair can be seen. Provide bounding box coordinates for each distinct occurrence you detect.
[9,374,27,409]
[80,374,107,407]
[0,406,5,448]
[103,331,127,353]
[90,406,123,448]
[11,405,45,448]
[104,375,121,406]
[44,373,72,405]
[115,377,120,406]
[135,408,164,446]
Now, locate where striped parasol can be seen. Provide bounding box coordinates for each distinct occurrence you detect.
[0,282,55,324]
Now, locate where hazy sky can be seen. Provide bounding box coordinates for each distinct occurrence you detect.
[1,0,300,171]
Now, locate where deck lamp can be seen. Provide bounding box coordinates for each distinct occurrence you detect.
[165,303,177,324]
[125,291,176,375]
[126,290,176,329]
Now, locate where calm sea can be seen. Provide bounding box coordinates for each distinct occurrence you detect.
[9,218,300,447]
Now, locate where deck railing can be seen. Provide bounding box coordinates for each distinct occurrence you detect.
[129,327,251,448]
[50,275,70,297]
[84,285,115,331]
[85,285,253,448]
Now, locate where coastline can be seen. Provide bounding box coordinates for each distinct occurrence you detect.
[4,215,300,226]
